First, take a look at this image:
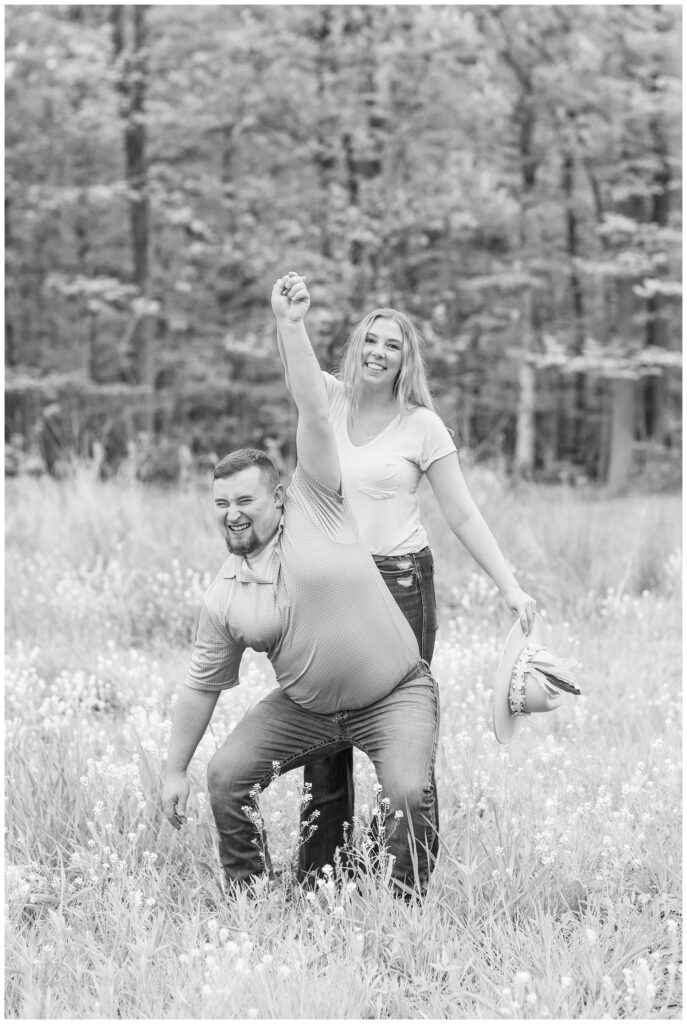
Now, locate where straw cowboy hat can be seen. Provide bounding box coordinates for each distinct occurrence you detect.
[492,613,581,745]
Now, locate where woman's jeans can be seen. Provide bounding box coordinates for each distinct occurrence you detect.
[208,662,440,896]
[299,546,438,877]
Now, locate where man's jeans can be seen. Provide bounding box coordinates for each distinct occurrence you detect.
[207,662,439,896]
[300,547,439,876]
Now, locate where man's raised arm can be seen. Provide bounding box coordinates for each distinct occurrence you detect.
[271,273,341,492]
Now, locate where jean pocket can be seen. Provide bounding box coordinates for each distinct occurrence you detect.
[377,564,417,590]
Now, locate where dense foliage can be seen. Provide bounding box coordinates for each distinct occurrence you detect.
[5,4,682,484]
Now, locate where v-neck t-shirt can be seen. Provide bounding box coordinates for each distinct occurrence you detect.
[323,372,456,556]
[184,463,420,712]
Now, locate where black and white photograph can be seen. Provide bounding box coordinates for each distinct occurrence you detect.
[4,2,682,1019]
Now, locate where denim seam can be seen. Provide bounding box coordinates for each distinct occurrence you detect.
[424,675,440,826]
[419,550,438,658]
[409,667,440,794]
[416,549,430,658]
[257,737,345,788]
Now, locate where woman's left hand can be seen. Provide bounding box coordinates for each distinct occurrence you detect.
[502,585,537,635]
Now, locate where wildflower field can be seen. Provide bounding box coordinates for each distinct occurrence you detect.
[5,466,682,1019]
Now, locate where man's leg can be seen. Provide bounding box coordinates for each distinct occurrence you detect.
[346,665,440,897]
[207,688,344,887]
[299,749,354,879]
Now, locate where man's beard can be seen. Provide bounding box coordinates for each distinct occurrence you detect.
[224,524,260,556]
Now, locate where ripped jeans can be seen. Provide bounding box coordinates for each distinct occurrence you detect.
[299,547,439,878]
[208,662,440,896]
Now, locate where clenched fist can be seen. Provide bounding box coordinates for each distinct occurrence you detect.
[271,271,310,323]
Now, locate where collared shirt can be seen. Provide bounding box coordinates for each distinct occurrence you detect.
[240,520,282,582]
[184,464,420,713]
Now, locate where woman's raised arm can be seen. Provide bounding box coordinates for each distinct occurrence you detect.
[271,273,340,492]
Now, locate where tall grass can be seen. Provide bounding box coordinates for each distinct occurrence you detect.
[5,467,682,1019]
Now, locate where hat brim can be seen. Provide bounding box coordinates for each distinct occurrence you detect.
[492,614,547,745]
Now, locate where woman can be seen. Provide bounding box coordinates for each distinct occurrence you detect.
[275,273,536,879]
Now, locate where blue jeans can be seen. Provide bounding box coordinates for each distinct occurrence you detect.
[207,662,439,896]
[299,547,439,877]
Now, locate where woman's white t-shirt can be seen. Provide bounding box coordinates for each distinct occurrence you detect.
[323,372,457,556]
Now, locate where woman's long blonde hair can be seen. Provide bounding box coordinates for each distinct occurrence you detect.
[337,308,436,415]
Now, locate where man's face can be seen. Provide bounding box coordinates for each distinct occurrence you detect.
[212,466,283,557]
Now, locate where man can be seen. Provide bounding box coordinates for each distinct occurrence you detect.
[161,272,440,898]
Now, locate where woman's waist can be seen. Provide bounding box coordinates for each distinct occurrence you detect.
[345,488,427,555]
[372,546,432,569]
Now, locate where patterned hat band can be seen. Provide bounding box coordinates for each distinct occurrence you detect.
[508,643,581,715]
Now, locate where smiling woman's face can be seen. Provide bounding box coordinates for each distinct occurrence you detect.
[360,317,404,393]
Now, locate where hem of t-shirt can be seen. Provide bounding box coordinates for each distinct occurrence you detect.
[370,532,431,558]
[183,676,239,693]
[420,446,458,472]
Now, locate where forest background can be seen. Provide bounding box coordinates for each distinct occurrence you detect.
[4,3,682,490]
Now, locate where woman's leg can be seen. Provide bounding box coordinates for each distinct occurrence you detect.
[298,750,354,880]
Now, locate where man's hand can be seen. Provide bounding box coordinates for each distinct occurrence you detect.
[161,771,190,830]
[271,271,310,323]
[502,585,537,636]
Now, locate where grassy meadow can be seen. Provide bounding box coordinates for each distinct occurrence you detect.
[4,463,682,1019]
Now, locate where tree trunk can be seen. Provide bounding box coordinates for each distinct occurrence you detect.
[601,273,638,489]
[310,8,336,260]
[561,138,586,460]
[642,373,668,444]
[111,4,154,433]
[540,372,559,472]
[646,18,672,351]
[562,149,585,353]
[515,287,536,475]
[606,377,636,491]
[493,27,541,479]
[643,88,671,440]
[220,122,237,233]
[341,7,386,298]
[5,194,17,367]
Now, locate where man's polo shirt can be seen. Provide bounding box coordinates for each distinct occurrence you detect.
[184,464,420,713]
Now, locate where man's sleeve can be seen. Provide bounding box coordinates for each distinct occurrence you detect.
[184,601,244,692]
[286,463,359,545]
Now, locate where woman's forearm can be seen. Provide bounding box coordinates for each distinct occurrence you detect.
[276,317,329,423]
[275,322,292,394]
[453,509,520,597]
[426,454,535,629]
